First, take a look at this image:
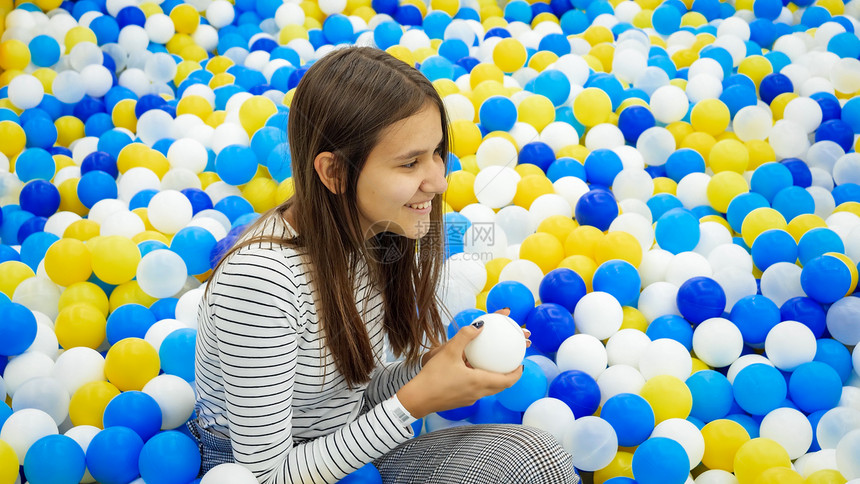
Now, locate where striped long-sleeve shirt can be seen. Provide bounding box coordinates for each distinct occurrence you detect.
[194,213,422,483]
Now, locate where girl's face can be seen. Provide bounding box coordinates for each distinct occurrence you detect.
[356,102,448,240]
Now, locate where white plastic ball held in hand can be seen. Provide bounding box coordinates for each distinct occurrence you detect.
[464,313,527,374]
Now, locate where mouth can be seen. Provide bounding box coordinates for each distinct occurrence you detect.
[405,200,432,213]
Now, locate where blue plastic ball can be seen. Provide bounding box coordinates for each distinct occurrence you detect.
[574,188,619,231]
[103,391,163,441]
[789,361,842,413]
[750,162,794,203]
[138,430,201,484]
[86,426,145,484]
[469,395,522,425]
[592,259,640,306]
[170,226,217,275]
[19,180,60,218]
[646,315,694,351]
[655,207,700,254]
[546,157,586,183]
[780,297,826,338]
[632,437,689,484]
[159,328,196,382]
[686,370,733,422]
[601,393,655,447]
[479,96,517,133]
[759,73,793,104]
[23,434,86,484]
[533,69,570,107]
[797,228,844,266]
[0,302,38,356]
[496,359,547,412]
[547,370,600,419]
[814,338,853,384]
[518,142,555,172]
[732,363,787,415]
[486,280,536,324]
[617,105,656,144]
[751,229,798,271]
[538,268,586,313]
[729,294,780,345]
[816,119,854,151]
[106,304,157,345]
[584,149,623,187]
[726,192,769,233]
[801,254,853,304]
[14,148,55,183]
[524,303,576,354]
[77,170,118,209]
[28,35,61,67]
[780,158,813,187]
[676,276,726,324]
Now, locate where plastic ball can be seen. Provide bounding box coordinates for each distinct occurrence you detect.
[561,415,618,472]
[524,303,576,354]
[538,268,586,313]
[763,320,816,371]
[556,334,607,380]
[200,463,258,484]
[22,433,85,484]
[85,426,144,484]
[655,208,700,254]
[137,430,201,484]
[104,337,160,392]
[572,291,623,340]
[732,363,787,416]
[547,369,600,419]
[12,376,70,426]
[601,393,656,447]
[496,359,548,412]
[631,437,689,484]
[789,361,843,414]
[142,374,195,430]
[574,188,618,231]
[592,259,640,306]
[686,370,734,423]
[675,277,725,324]
[700,419,751,472]
[640,374,693,423]
[733,437,791,484]
[759,407,813,460]
[0,408,58,463]
[89,236,141,285]
[0,302,38,356]
[826,296,860,346]
[573,87,612,127]
[464,313,526,373]
[801,254,854,304]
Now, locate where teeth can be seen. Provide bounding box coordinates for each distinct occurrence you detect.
[407,201,431,210]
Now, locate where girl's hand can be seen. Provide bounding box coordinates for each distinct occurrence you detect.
[400,308,529,419]
[421,308,531,367]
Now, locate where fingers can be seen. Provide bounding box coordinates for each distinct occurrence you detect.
[449,320,484,353]
[493,307,511,316]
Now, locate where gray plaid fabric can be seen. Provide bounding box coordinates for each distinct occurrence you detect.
[187,418,579,483]
[374,424,579,484]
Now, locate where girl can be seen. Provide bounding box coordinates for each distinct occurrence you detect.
[189,46,577,484]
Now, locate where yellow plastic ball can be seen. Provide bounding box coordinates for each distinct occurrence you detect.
[109,281,158,312]
[450,119,482,158]
[56,178,88,216]
[239,95,277,137]
[57,281,109,317]
[89,235,141,285]
[709,139,750,174]
[594,231,642,267]
[205,109,227,127]
[430,0,459,16]
[242,177,279,213]
[55,303,107,350]
[44,238,92,287]
[63,219,101,241]
[31,68,56,93]
[707,171,749,213]
[64,26,97,53]
[828,252,858,295]
[527,51,559,72]
[433,78,460,98]
[385,45,415,67]
[734,438,791,484]
[653,177,678,195]
[639,375,693,423]
[520,232,565,274]
[746,139,776,170]
[0,439,18,484]
[681,11,707,27]
[69,381,121,428]
[515,163,548,179]
[0,120,26,158]
[681,131,717,161]
[804,469,848,484]
[54,115,85,148]
[0,261,34,299]
[0,39,30,71]
[691,357,711,373]
[483,257,511,292]
[815,0,844,15]
[787,213,827,242]
[470,62,505,89]
[176,94,213,120]
[537,215,578,244]
[666,121,694,146]
[513,174,554,209]
[593,451,634,484]
[691,99,730,136]
[104,337,161,392]
[573,88,612,127]
[492,38,527,73]
[444,170,477,211]
[564,225,605,259]
[556,145,590,163]
[741,207,787,247]
[517,94,555,131]
[701,419,751,472]
[770,92,798,120]
[620,307,648,332]
[170,4,200,34]
[558,255,597,292]
[132,230,169,246]
[738,56,772,87]
[276,177,295,205]
[112,99,138,132]
[753,467,804,484]
[583,25,613,46]
[589,43,615,72]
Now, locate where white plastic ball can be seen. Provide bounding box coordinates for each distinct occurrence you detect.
[555,334,607,380]
[695,469,739,484]
[637,338,693,381]
[711,268,757,312]
[0,408,59,462]
[764,320,816,371]
[769,119,810,159]
[676,172,712,209]
[783,96,823,134]
[147,189,193,234]
[605,328,651,367]
[475,137,518,171]
[692,317,743,368]
[175,286,204,328]
[22,322,59,359]
[686,74,723,103]
[473,166,520,208]
[561,416,618,471]
[275,3,305,27]
[51,347,106,397]
[3,352,54,397]
[612,169,654,202]
[817,407,860,450]
[636,126,675,166]
[638,281,681,322]
[732,105,773,142]
[584,123,625,151]
[201,463,258,484]
[540,122,579,153]
[665,251,713,287]
[206,0,235,28]
[498,259,543,302]
[442,93,474,122]
[7,74,44,110]
[144,320,189,354]
[596,364,645,406]
[528,194,571,227]
[522,397,575,443]
[707,243,753,274]
[137,250,189,299]
[141,374,196,430]
[79,64,113,98]
[573,291,623,340]
[651,418,705,470]
[552,176,590,214]
[759,407,813,460]
[52,70,86,104]
[650,85,689,124]
[494,205,533,245]
[464,313,526,374]
[136,108,175,146]
[760,262,805,308]
[11,377,70,426]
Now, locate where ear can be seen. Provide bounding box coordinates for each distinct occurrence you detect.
[313,151,344,194]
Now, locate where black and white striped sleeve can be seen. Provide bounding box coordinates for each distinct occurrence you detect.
[211,249,415,484]
[364,359,423,408]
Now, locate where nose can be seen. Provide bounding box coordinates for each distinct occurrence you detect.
[422,160,448,194]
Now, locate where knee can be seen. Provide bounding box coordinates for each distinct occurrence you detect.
[502,426,576,484]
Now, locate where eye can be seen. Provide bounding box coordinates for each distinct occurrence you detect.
[402,160,418,168]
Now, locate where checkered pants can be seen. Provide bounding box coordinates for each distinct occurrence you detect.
[374,424,579,484]
[187,418,578,483]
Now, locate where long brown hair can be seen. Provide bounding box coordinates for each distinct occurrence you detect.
[207,46,449,387]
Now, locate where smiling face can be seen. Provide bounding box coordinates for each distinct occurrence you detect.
[356,102,448,240]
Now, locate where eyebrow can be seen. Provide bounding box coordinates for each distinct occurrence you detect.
[393,140,444,162]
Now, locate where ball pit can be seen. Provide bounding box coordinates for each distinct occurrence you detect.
[1,0,860,482]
